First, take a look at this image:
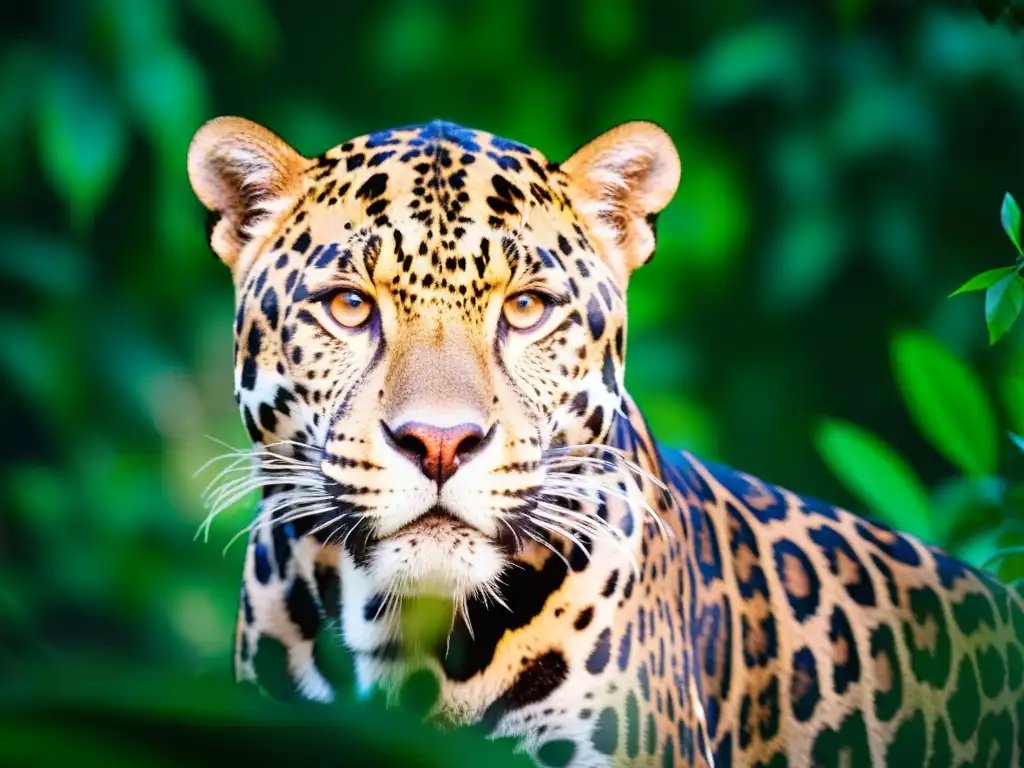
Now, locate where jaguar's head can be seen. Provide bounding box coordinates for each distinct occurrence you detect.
[188,119,679,609]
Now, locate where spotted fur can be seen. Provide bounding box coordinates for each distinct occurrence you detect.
[188,118,1024,766]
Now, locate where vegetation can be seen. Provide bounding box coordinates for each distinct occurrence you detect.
[950,192,1023,344]
[2,0,1023,763]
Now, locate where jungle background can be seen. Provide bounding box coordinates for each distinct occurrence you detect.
[2,1,1024,765]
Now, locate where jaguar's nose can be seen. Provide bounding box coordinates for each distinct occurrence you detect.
[383,421,489,485]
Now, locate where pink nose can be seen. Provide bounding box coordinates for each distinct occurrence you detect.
[386,421,486,485]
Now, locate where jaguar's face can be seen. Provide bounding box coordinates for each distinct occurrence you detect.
[189,120,680,605]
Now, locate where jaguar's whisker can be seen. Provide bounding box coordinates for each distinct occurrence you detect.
[524,517,594,563]
[521,527,571,571]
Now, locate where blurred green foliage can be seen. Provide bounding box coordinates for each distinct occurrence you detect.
[973,0,1024,31]
[2,0,1024,763]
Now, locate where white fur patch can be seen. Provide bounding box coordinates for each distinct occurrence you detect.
[368,520,507,601]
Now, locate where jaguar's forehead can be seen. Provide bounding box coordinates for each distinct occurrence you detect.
[337,120,550,172]
[280,121,592,305]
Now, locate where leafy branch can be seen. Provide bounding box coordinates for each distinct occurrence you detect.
[950,192,1023,344]
[814,327,1024,582]
[816,193,1024,586]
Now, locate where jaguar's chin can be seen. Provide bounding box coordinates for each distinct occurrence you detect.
[366,510,509,602]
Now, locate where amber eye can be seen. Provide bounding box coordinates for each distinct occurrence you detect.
[327,290,373,328]
[503,292,550,331]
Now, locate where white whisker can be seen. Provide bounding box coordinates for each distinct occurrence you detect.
[546,478,673,543]
[521,528,571,570]
[545,443,669,491]
[532,500,640,576]
[497,517,523,550]
[194,438,337,549]
[531,508,624,545]
[541,449,675,544]
[526,518,594,563]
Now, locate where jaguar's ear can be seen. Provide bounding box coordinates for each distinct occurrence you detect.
[187,116,308,272]
[561,122,680,284]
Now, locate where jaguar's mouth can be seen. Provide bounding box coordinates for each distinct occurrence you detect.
[366,503,509,600]
[388,504,474,537]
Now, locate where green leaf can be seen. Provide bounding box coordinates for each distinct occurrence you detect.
[891,331,998,477]
[1003,192,1022,254]
[814,418,933,541]
[949,265,1017,296]
[37,65,126,229]
[985,273,1024,343]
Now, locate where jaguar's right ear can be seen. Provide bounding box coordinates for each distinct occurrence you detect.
[187,116,308,272]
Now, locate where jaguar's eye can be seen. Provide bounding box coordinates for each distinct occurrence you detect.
[503,291,550,331]
[327,290,373,328]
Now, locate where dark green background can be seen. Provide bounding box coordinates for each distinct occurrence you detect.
[2,1,1023,764]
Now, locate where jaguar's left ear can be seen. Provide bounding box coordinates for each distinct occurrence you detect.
[187,116,309,274]
[561,121,680,284]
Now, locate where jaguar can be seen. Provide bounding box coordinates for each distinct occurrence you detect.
[187,116,1024,766]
